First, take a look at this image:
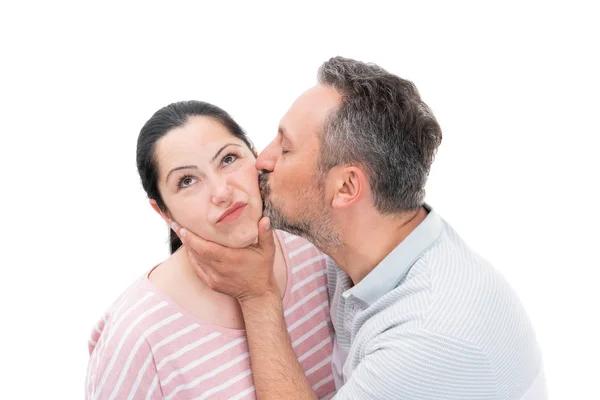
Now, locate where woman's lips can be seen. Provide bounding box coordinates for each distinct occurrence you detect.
[217,202,247,223]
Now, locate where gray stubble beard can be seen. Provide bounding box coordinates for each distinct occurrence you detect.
[259,172,342,253]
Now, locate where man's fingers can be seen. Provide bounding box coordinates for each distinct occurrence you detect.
[187,248,212,285]
[172,221,225,257]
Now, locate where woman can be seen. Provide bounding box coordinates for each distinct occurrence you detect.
[86,101,335,400]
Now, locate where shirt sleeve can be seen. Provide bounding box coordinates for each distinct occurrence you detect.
[333,329,498,400]
[86,336,163,400]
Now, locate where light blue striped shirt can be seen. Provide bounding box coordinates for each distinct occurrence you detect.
[328,205,546,399]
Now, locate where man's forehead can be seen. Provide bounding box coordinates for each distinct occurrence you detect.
[280,85,341,139]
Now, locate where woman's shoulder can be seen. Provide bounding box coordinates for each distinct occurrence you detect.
[275,230,328,291]
[85,271,170,400]
[275,230,325,261]
[87,270,171,355]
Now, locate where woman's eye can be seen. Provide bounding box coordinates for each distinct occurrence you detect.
[179,176,196,188]
[222,154,238,167]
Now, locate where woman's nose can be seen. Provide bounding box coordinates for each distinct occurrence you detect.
[210,179,233,205]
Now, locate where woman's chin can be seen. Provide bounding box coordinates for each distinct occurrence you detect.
[233,235,259,248]
[225,235,258,248]
[221,226,259,249]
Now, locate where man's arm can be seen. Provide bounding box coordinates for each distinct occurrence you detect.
[172,218,319,399]
[239,290,318,400]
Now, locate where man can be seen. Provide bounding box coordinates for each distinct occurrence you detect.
[172,56,546,399]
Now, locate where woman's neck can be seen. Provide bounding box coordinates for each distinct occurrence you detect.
[148,231,288,329]
[176,230,287,296]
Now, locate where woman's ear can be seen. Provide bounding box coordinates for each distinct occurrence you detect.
[149,199,172,225]
[252,147,259,158]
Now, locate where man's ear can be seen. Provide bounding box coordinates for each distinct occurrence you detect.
[149,199,172,225]
[330,166,366,209]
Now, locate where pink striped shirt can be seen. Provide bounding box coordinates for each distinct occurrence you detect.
[86,230,335,400]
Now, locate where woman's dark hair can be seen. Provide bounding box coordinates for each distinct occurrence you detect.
[136,100,254,254]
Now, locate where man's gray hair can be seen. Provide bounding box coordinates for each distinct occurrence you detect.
[317,56,442,214]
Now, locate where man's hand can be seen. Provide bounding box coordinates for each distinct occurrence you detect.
[173,217,319,399]
[171,217,277,303]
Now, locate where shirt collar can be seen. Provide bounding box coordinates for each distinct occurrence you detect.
[343,204,443,305]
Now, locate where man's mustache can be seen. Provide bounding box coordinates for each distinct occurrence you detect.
[258,171,270,196]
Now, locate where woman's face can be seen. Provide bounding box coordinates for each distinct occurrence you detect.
[153,116,262,248]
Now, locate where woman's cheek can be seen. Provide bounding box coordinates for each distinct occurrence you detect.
[244,167,261,196]
[178,201,209,234]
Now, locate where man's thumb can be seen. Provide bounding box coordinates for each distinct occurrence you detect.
[257,217,274,249]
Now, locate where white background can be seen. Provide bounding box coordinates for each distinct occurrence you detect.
[1,1,598,398]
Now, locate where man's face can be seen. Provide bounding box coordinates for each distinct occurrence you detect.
[256,85,342,250]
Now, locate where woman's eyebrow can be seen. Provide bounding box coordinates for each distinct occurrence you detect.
[164,144,243,183]
[211,143,242,163]
[166,165,197,183]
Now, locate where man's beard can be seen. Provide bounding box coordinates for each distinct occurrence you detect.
[259,172,341,252]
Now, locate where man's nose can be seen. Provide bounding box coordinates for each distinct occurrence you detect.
[255,142,276,172]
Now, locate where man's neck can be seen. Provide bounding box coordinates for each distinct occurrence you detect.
[327,206,428,285]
